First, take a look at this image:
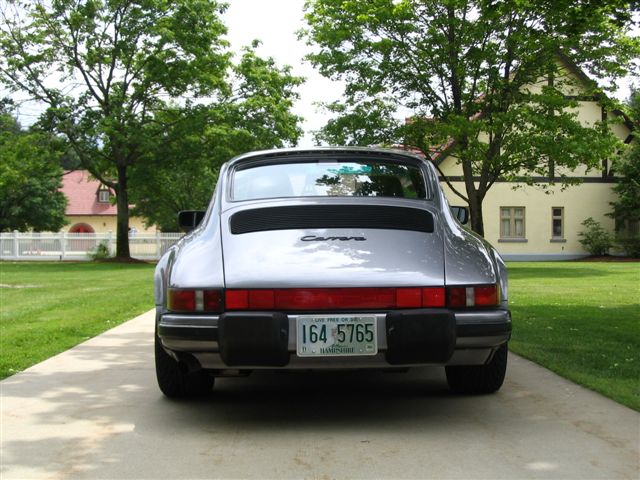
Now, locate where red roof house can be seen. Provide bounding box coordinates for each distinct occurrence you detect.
[60,170,153,233]
[62,170,116,216]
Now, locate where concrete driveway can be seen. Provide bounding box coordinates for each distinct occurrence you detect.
[1,309,638,479]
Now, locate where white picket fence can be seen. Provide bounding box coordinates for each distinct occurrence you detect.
[0,232,183,261]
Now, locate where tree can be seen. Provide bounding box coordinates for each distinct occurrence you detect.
[1,0,232,256]
[609,89,640,234]
[314,97,401,147]
[128,45,303,230]
[303,0,639,235]
[0,108,67,232]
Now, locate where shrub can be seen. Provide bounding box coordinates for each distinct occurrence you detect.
[578,217,613,256]
[89,241,111,260]
[616,236,640,258]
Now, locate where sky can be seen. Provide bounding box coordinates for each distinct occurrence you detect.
[6,0,343,146]
[223,0,637,147]
[6,0,637,146]
[223,0,345,147]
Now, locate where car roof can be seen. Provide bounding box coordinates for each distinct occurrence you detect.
[226,147,430,168]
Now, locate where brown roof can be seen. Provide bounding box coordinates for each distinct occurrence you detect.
[61,170,117,216]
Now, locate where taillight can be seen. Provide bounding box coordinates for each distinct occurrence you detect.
[396,288,421,307]
[446,287,467,308]
[167,289,195,311]
[167,288,223,312]
[446,285,499,307]
[422,287,446,307]
[224,287,446,310]
[474,285,499,306]
[203,290,224,311]
[168,285,499,312]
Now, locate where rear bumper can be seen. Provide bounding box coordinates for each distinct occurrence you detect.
[158,308,511,369]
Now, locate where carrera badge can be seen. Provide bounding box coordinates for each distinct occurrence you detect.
[301,235,366,242]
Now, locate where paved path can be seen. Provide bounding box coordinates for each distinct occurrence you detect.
[1,309,638,479]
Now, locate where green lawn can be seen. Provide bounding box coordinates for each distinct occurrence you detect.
[0,262,155,379]
[508,262,640,411]
[1,261,638,410]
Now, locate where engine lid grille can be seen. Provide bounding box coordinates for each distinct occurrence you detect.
[229,205,434,234]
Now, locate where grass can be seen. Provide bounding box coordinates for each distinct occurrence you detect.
[0,261,155,379]
[1,261,638,410]
[508,262,640,411]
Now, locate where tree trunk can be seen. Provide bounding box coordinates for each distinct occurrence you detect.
[468,190,485,237]
[115,165,131,258]
[459,153,486,237]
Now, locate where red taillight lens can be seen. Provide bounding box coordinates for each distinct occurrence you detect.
[474,285,499,306]
[422,287,446,307]
[229,289,281,309]
[277,288,397,310]
[447,287,467,308]
[224,287,446,311]
[167,289,196,311]
[249,289,275,309]
[446,285,499,307]
[225,289,249,309]
[169,285,497,312]
[167,288,223,312]
[396,288,422,307]
[203,290,224,311]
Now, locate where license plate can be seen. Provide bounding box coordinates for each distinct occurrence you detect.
[296,315,378,357]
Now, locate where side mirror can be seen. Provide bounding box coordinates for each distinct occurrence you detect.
[178,210,206,232]
[451,206,469,225]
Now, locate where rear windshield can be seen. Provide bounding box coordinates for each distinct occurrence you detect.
[232,160,427,201]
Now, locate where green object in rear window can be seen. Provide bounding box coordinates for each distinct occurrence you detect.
[327,165,373,175]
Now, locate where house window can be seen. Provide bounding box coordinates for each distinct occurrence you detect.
[500,207,525,239]
[552,207,564,239]
[97,186,111,203]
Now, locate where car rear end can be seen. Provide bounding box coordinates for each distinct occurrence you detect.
[155,148,511,397]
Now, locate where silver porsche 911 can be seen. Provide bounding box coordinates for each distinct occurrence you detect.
[154,147,511,397]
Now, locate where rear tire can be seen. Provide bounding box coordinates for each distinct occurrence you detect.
[155,328,214,398]
[445,343,508,394]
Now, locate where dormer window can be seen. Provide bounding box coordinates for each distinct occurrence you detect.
[97,185,111,203]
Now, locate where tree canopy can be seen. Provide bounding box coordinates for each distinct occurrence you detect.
[303,0,639,235]
[0,107,67,232]
[609,89,640,233]
[129,46,303,230]
[313,97,401,147]
[1,0,302,254]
